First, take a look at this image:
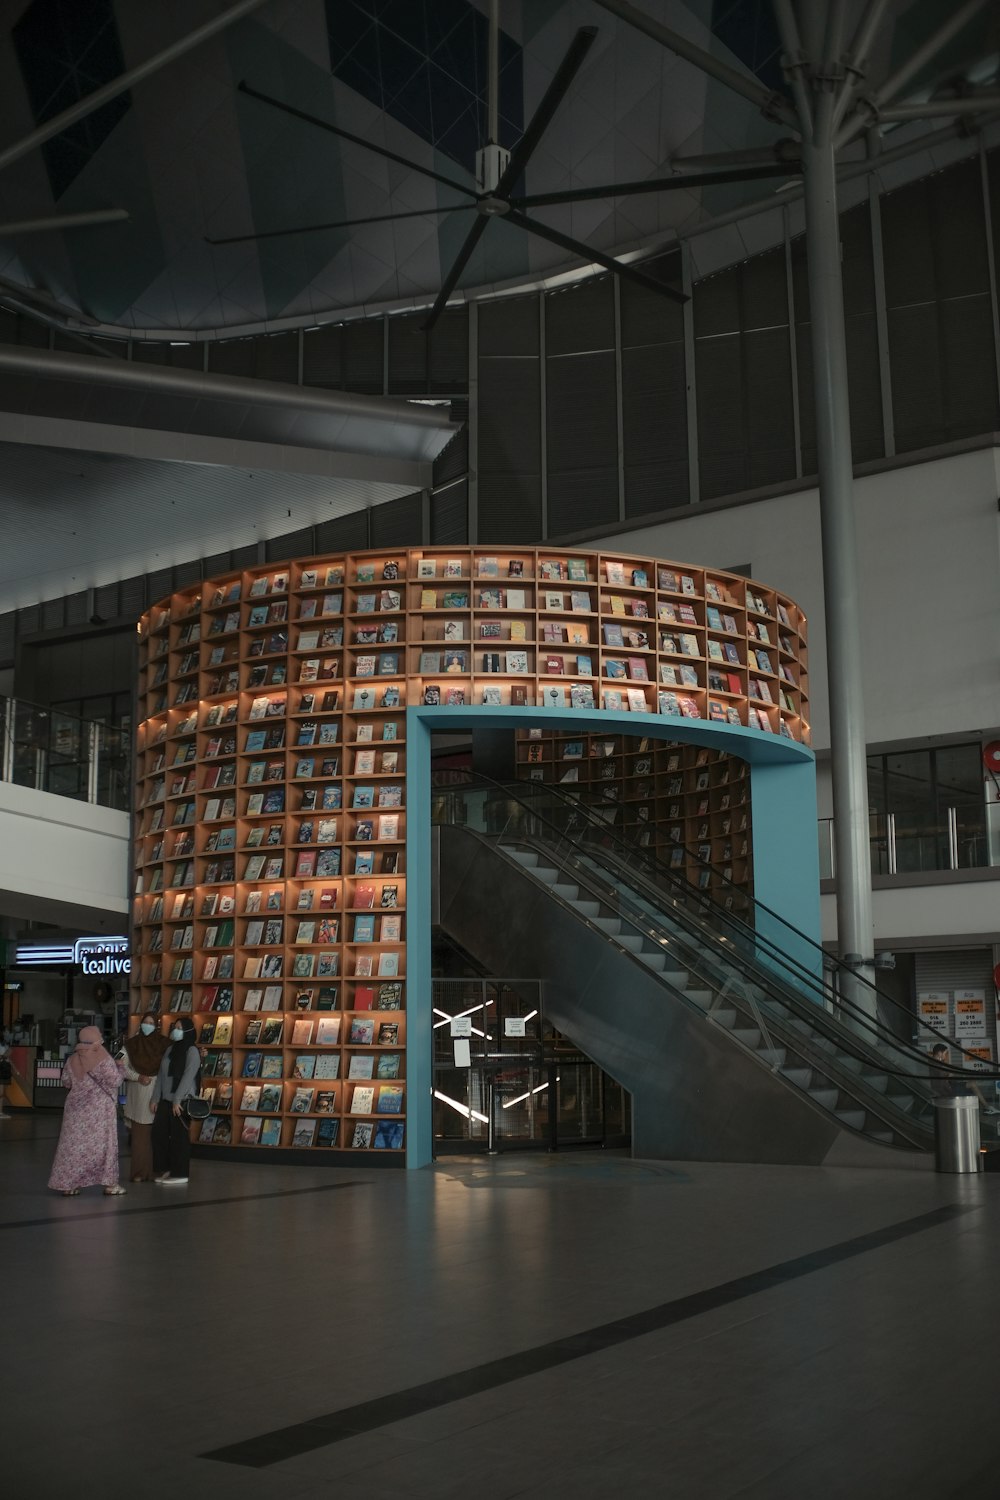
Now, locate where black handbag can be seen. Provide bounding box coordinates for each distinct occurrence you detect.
[183,1095,211,1120]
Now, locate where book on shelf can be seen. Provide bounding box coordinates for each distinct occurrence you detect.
[290,1086,315,1114]
[317,1118,340,1147]
[316,1016,341,1045]
[293,1053,316,1079]
[291,1017,314,1045]
[259,1118,282,1146]
[377,1084,404,1114]
[292,1119,317,1148]
[259,1055,283,1080]
[350,1085,375,1115]
[240,1116,263,1144]
[314,1053,341,1079]
[374,1121,404,1150]
[376,1051,401,1077]
[348,1054,375,1079]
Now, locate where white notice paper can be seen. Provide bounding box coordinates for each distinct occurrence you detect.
[453,1039,471,1068]
[450,1016,473,1038]
[504,1017,527,1038]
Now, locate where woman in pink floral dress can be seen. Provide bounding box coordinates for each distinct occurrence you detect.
[48,1027,126,1196]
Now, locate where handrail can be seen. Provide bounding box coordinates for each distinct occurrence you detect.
[432,772,998,1084]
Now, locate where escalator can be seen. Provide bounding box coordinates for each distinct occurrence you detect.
[433,777,999,1167]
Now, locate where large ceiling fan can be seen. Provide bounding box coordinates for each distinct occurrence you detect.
[209,8,802,328]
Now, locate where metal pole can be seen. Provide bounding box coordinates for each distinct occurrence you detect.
[468,299,479,543]
[594,0,799,129]
[0,0,270,176]
[487,0,499,144]
[681,242,699,504]
[802,100,875,1004]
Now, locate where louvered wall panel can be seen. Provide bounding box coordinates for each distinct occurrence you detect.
[479,356,541,472]
[477,472,542,544]
[208,339,256,377]
[131,341,203,369]
[546,348,618,533]
[229,543,259,569]
[119,576,146,622]
[369,492,422,545]
[547,467,620,536]
[428,307,468,390]
[0,612,14,663]
[146,568,174,604]
[94,583,118,620]
[546,278,614,355]
[301,325,342,387]
[342,321,384,393]
[620,274,684,348]
[940,294,998,438]
[18,604,39,635]
[695,332,746,499]
[433,424,468,486]
[172,561,201,587]
[888,303,945,451]
[254,332,299,384]
[65,590,89,627]
[430,478,468,543]
[202,550,234,576]
[314,510,369,553]
[41,597,63,630]
[388,314,427,394]
[744,326,795,489]
[622,342,688,515]
[479,294,539,356]
[266,525,315,562]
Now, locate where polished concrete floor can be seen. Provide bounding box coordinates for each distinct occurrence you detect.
[2,1110,997,1499]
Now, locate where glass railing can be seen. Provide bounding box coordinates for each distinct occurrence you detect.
[820,808,994,879]
[0,696,130,812]
[433,775,1000,1143]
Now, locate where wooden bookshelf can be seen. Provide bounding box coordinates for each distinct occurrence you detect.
[515,731,752,906]
[133,547,808,1161]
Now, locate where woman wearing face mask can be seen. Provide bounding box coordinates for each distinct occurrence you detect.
[48,1025,127,1196]
[117,1013,169,1182]
[150,1015,201,1185]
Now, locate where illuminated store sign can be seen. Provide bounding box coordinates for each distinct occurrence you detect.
[15,937,131,975]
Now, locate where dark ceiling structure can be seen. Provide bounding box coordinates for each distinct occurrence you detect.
[0,0,994,341]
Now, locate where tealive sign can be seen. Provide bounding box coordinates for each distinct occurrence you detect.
[76,938,131,976]
[15,936,131,975]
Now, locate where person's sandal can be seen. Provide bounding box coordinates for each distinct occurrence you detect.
[103,1186,126,1196]
[62,1189,79,1196]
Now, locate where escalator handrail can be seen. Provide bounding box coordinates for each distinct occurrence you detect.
[432,772,992,1080]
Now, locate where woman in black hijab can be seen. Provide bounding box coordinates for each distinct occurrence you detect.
[150,1016,201,1185]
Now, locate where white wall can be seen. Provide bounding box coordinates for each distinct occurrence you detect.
[606,446,1000,755]
[0,782,129,931]
[821,882,1000,948]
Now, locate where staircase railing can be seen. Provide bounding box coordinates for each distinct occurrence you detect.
[431,774,1000,1116]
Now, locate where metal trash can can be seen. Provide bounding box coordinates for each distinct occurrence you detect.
[933,1095,981,1173]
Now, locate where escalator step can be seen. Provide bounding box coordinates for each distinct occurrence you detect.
[550,885,579,900]
[887,1094,915,1113]
[757,1048,787,1068]
[731,1028,762,1048]
[861,1074,889,1093]
[780,1068,812,1087]
[809,1089,839,1109]
[835,1110,867,1130]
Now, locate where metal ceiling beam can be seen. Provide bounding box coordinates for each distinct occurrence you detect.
[593,0,799,130]
[870,0,993,110]
[0,209,129,236]
[879,93,1000,121]
[772,0,813,137]
[0,0,270,176]
[0,345,457,433]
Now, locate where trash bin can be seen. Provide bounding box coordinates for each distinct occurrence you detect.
[933,1095,981,1173]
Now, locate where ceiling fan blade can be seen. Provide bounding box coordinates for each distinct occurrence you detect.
[496,27,599,195]
[0,208,129,235]
[206,203,478,247]
[422,214,492,331]
[504,207,687,304]
[510,161,802,209]
[238,81,479,201]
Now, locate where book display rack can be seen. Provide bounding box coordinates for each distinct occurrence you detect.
[515,731,752,904]
[134,547,808,1160]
